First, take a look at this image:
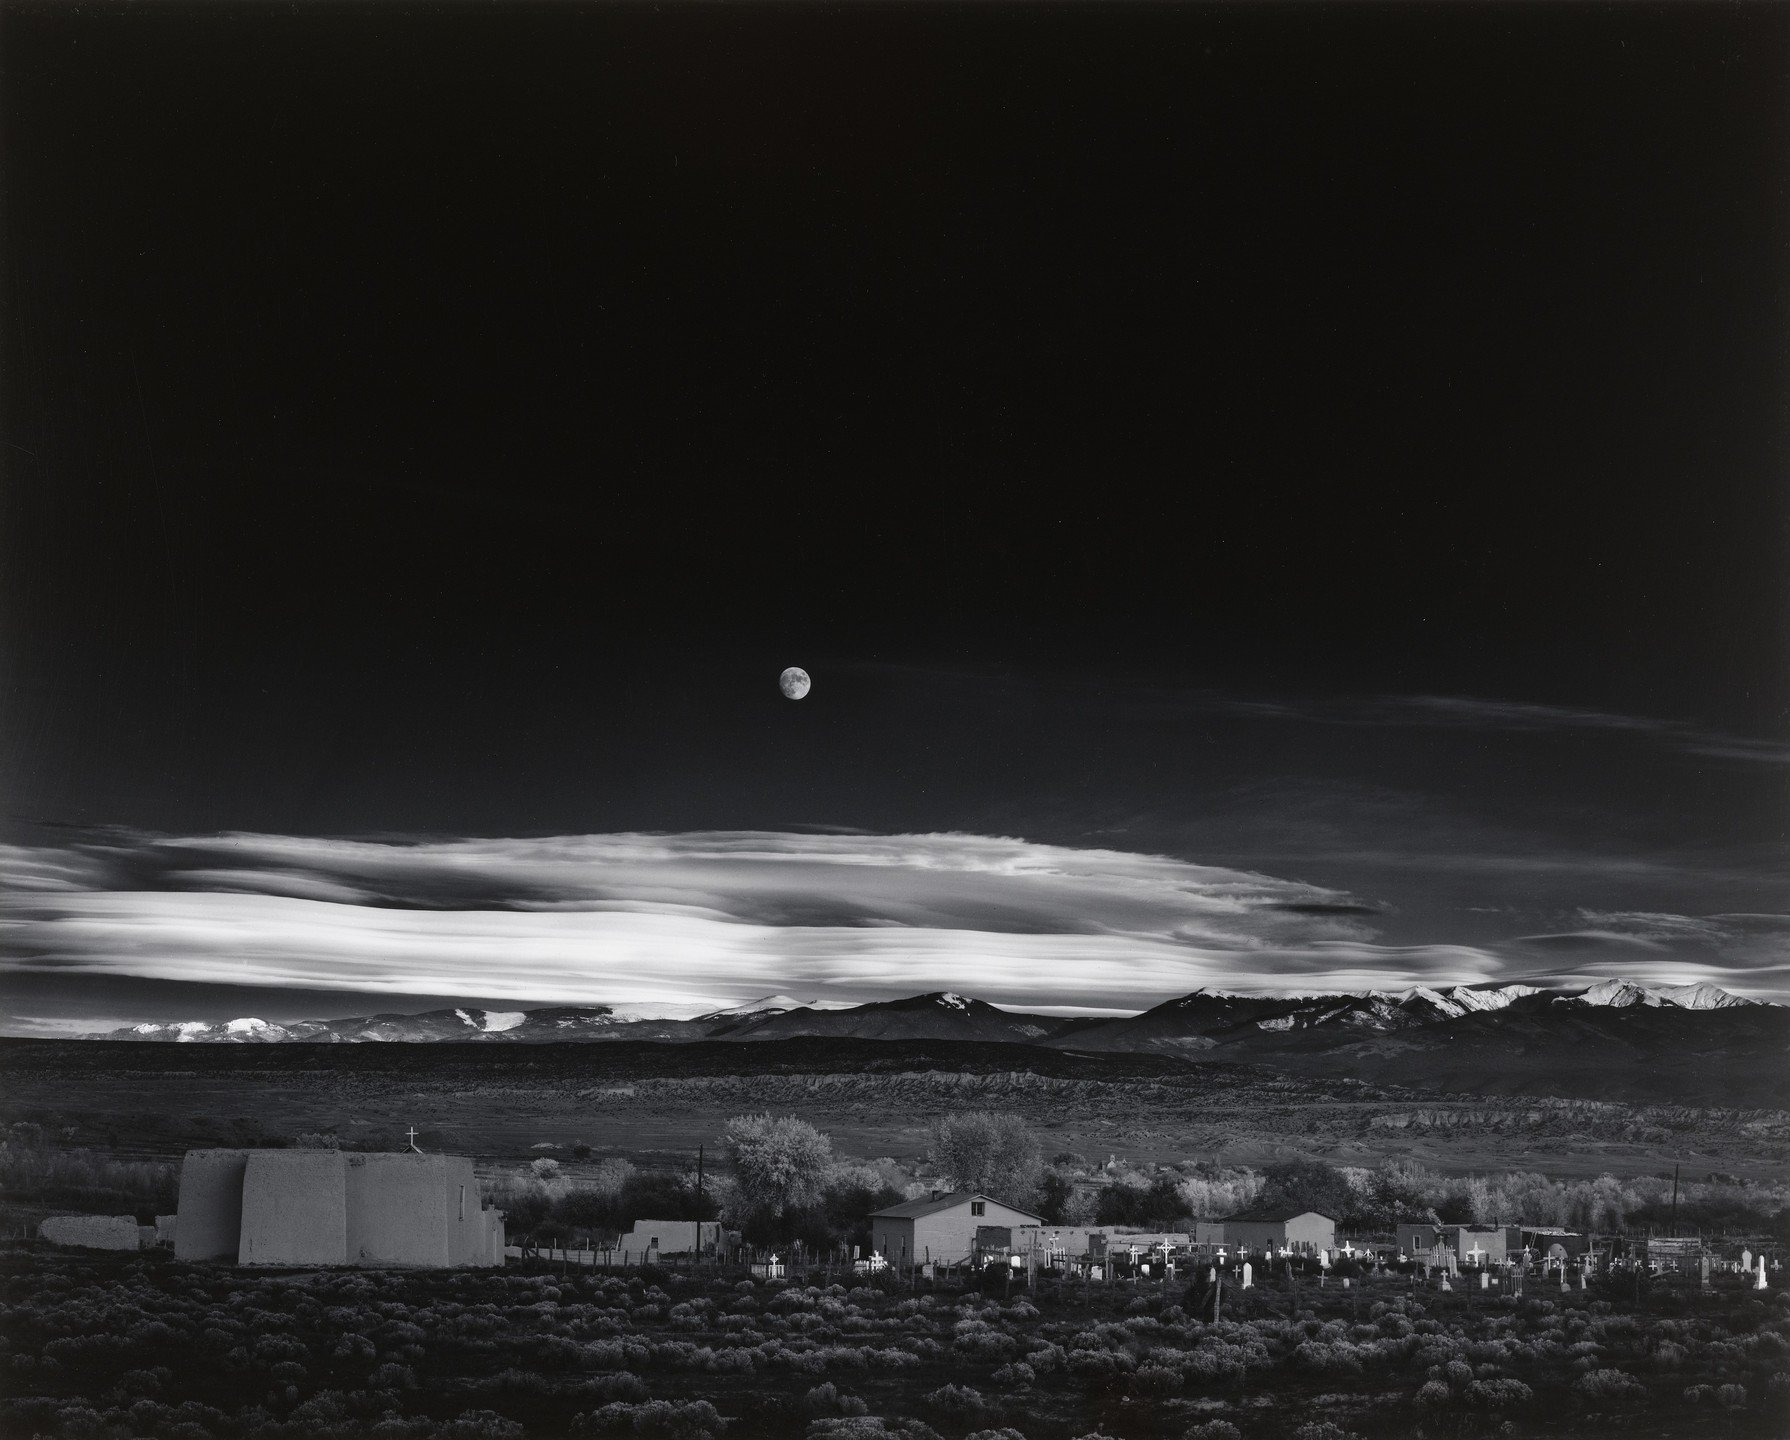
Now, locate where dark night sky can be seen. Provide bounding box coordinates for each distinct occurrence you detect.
[1,3,1785,1028]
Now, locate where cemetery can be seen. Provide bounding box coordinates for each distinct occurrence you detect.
[4,1229,1790,1440]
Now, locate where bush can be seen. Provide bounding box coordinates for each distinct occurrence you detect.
[1414,1380,1452,1408]
[1574,1369,1647,1404]
[1464,1378,1532,1409]
[440,1412,528,1440]
[1183,1424,1242,1440]
[802,1384,868,1418]
[807,1422,941,1440]
[923,1383,991,1421]
[571,1399,727,1439]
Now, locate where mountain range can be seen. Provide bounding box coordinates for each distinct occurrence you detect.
[95,977,1765,1048]
[89,980,1789,1104]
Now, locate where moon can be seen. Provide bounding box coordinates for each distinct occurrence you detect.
[779,666,811,700]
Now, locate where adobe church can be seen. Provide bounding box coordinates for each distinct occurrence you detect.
[174,1148,506,1267]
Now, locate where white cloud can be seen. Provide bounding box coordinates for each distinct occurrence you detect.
[0,830,1389,1010]
[4,831,1782,1011]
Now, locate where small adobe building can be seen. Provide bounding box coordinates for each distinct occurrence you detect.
[1216,1207,1336,1255]
[870,1190,1043,1266]
[174,1148,505,1267]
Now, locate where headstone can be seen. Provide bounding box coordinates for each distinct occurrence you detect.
[1700,1254,1711,1288]
[1757,1257,1769,1291]
[1742,1248,1753,1272]
[1241,1261,1253,1289]
[1480,1271,1490,1290]
[1440,1276,1452,1291]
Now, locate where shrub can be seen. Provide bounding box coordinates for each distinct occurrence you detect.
[1132,1363,1183,1395]
[1414,1380,1452,1408]
[440,1412,528,1440]
[1574,1369,1646,1404]
[1464,1378,1532,1409]
[571,1399,727,1439]
[1183,1424,1241,1440]
[1716,1384,1747,1410]
[807,1422,941,1440]
[923,1383,991,1421]
[1293,1424,1359,1440]
[802,1384,869,1418]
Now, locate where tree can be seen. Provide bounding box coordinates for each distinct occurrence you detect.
[1096,1176,1192,1227]
[1036,1171,1078,1224]
[1258,1160,1354,1222]
[929,1112,1042,1206]
[725,1114,834,1218]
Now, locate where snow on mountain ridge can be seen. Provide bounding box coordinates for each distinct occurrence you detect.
[1577,979,1754,1010]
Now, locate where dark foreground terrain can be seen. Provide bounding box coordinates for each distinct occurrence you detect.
[3,1244,1788,1440]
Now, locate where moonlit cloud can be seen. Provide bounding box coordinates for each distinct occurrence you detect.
[1,830,1389,1014]
[1,832,1782,1023]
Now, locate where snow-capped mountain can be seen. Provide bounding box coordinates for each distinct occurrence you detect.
[1572,979,1754,1010]
[1393,983,1542,1015]
[88,978,1767,1046]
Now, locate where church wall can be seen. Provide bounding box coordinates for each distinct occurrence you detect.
[346,1153,459,1267]
[174,1149,250,1262]
[239,1151,348,1265]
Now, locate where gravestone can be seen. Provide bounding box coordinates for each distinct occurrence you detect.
[1241,1261,1253,1289]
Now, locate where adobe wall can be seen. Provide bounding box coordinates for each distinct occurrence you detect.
[40,1214,142,1250]
[1285,1214,1336,1253]
[346,1153,466,1267]
[239,1151,347,1265]
[174,1149,250,1262]
[621,1219,719,1256]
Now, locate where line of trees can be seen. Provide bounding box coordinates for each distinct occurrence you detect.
[485,1109,1790,1250]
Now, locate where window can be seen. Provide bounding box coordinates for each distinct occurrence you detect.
[970,1201,985,1216]
[459,1185,466,1221]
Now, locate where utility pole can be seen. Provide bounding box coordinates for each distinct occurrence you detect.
[696,1144,705,1259]
[1670,1162,1679,1234]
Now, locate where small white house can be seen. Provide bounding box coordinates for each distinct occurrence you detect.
[870,1190,1043,1266]
[617,1219,725,1258]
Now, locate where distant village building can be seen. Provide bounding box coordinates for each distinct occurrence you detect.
[870,1190,1042,1266]
[1400,1222,1521,1266]
[1520,1225,1588,1259]
[1216,1208,1336,1255]
[618,1219,727,1258]
[174,1148,505,1267]
[38,1215,147,1251]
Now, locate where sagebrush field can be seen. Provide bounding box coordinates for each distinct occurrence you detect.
[4,1246,1789,1440]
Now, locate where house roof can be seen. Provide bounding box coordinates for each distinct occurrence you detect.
[870,1189,1043,1223]
[1218,1207,1335,1225]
